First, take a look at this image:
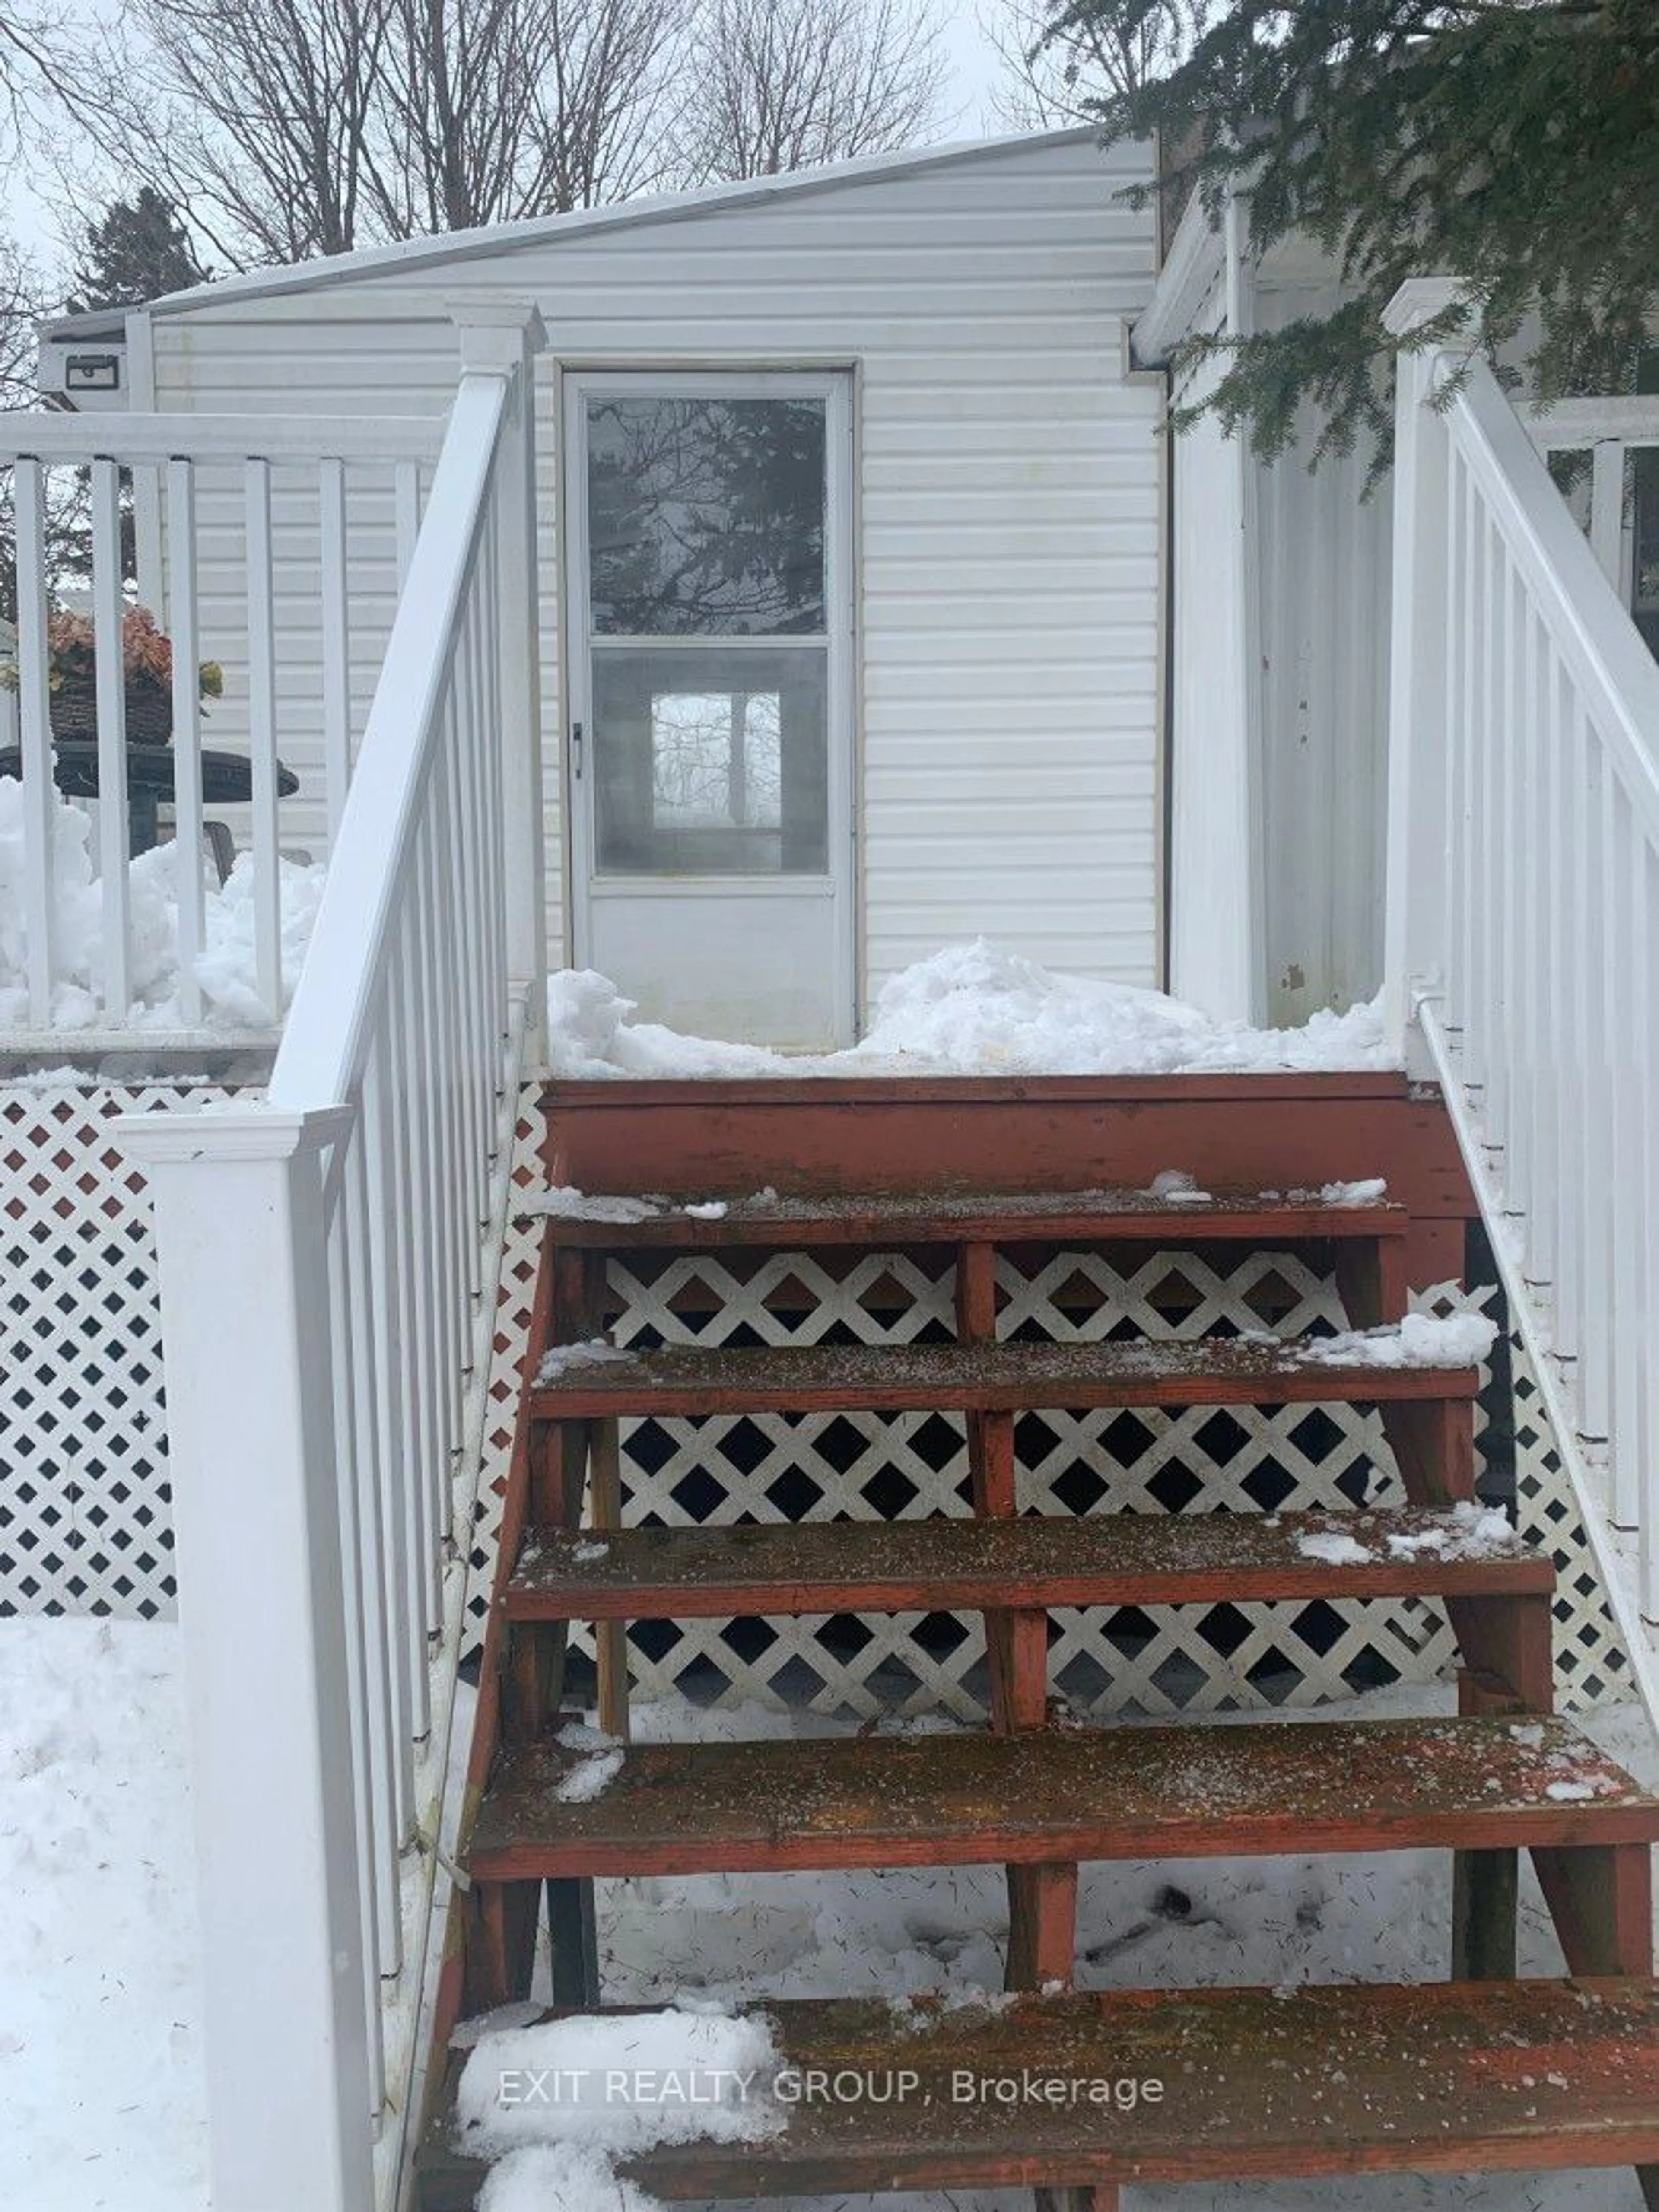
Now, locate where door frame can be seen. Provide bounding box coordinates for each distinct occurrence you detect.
[559,365,858,1043]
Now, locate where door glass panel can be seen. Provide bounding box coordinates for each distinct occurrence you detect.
[593,645,826,875]
[586,395,827,636]
[651,691,782,831]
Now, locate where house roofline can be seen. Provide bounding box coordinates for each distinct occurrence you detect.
[39,127,1106,335]
[1131,188,1226,365]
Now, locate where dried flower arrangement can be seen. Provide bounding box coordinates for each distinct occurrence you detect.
[1,606,223,744]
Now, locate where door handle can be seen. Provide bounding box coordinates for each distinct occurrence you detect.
[572,719,584,780]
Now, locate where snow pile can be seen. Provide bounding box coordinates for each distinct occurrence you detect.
[1295,1529,1373,1567]
[0,776,325,1031]
[1290,1311,1499,1370]
[1144,1168,1212,1203]
[1294,1504,1521,1569]
[1383,1501,1519,1561]
[476,2141,665,2212]
[547,940,1398,1081]
[521,1185,662,1224]
[455,2001,782,2152]
[0,1620,206,2212]
[553,1723,627,1804]
[535,1338,636,1385]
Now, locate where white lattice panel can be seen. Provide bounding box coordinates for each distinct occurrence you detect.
[597,1243,1458,1719]
[1507,1331,1633,1711]
[464,1089,553,1659]
[450,1116,1630,1719]
[9,1076,1630,1726]
[0,1079,243,1618]
[465,1183,1629,1721]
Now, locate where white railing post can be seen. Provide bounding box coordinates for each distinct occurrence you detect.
[116,1107,374,2212]
[452,301,549,1061]
[1382,278,1464,1060]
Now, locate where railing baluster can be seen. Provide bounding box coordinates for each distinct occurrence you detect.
[1551,668,1583,1367]
[1574,702,1609,1438]
[1638,830,1659,1615]
[1483,552,1517,1150]
[167,458,207,1027]
[395,458,421,588]
[361,1037,418,1839]
[386,922,434,1742]
[451,622,490,1245]
[1589,440,1624,588]
[14,458,57,1025]
[397,868,444,1633]
[245,458,283,1021]
[1605,775,1641,1525]
[92,457,132,1020]
[1471,522,1503,1117]
[323,1159,389,2115]
[481,517,510,1056]
[340,1127,403,1978]
[319,455,352,842]
[1516,610,1548,1256]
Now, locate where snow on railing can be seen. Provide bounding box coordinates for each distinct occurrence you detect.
[0,407,444,1041]
[119,305,547,2212]
[1385,280,1659,1691]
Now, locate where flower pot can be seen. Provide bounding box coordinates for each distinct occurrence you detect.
[50,680,174,747]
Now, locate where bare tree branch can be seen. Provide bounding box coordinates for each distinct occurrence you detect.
[983,0,1207,125]
[677,0,950,182]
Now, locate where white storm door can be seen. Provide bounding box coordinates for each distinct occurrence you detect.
[565,372,854,1048]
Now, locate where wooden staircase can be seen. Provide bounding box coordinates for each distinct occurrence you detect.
[419,1077,1659,2209]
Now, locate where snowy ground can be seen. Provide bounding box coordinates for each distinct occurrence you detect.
[0,1621,206,2212]
[3,1619,1654,2211]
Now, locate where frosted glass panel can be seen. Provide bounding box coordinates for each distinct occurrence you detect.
[586,396,826,637]
[594,647,826,875]
[651,692,782,831]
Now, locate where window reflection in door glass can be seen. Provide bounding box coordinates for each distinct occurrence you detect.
[587,396,827,637]
[651,692,783,830]
[593,645,827,875]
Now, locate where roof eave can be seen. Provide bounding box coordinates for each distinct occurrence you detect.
[1131,189,1225,366]
[133,127,1107,322]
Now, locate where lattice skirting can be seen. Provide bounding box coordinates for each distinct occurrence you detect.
[2,1075,1627,1714]
[0,1079,248,1618]
[463,1090,1633,1720]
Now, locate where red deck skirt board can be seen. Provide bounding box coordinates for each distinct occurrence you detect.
[540,1074,1477,1283]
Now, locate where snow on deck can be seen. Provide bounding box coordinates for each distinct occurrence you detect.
[545,941,1401,1081]
[7,1620,1655,2212]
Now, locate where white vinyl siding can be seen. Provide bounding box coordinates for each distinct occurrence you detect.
[146,134,1163,1006]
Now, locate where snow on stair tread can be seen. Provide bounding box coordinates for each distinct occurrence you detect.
[508,1506,1553,1621]
[524,1181,1407,1248]
[467,1715,1659,1879]
[419,1979,1659,2205]
[528,1333,1481,1417]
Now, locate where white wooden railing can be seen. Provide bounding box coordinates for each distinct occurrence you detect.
[1385,280,1659,1706]
[120,303,547,2212]
[0,407,444,1040]
[1518,394,1659,601]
